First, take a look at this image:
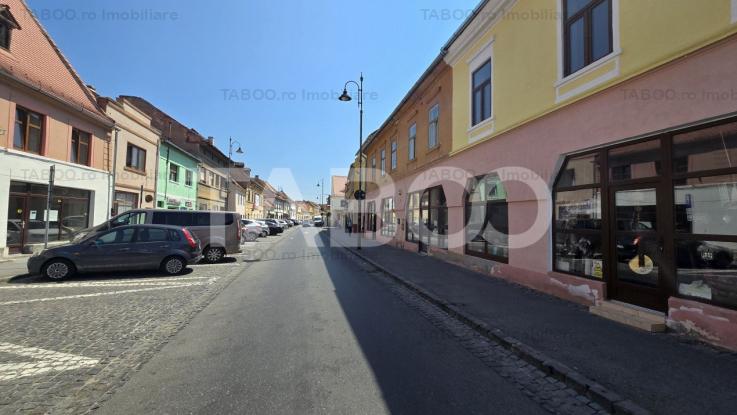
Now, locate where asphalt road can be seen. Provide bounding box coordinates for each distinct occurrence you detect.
[96,227,548,415]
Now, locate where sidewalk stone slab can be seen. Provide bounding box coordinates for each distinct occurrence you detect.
[331,230,737,415]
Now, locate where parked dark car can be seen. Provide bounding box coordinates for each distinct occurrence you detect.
[28,225,202,280]
[72,209,241,263]
[263,219,284,234]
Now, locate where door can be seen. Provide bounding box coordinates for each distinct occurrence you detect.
[608,183,673,311]
[82,228,139,271]
[419,191,430,253]
[7,195,27,254]
[131,227,172,268]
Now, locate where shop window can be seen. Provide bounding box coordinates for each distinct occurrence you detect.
[406,192,421,243]
[553,155,604,278]
[608,139,661,182]
[115,191,138,215]
[676,240,737,308]
[367,201,377,234]
[14,107,44,154]
[672,121,737,174]
[424,186,448,249]
[563,0,613,76]
[465,174,508,262]
[672,122,737,309]
[381,197,395,237]
[557,153,600,187]
[71,128,91,165]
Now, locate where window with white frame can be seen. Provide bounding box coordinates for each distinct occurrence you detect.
[563,0,613,76]
[472,60,492,127]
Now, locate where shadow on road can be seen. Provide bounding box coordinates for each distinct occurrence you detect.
[309,228,541,414]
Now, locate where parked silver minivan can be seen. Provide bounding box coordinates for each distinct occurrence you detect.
[74,209,242,263]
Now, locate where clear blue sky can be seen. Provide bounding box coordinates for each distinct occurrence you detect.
[32,0,478,202]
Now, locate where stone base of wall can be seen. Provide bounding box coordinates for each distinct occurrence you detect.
[428,248,605,306]
[668,298,737,352]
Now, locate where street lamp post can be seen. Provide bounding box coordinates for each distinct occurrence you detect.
[339,74,364,249]
[316,178,325,226]
[227,136,244,210]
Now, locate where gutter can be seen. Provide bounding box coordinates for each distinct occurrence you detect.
[354,0,492,156]
[0,69,115,129]
[108,127,120,219]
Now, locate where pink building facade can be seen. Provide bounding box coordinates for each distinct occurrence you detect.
[364,34,737,351]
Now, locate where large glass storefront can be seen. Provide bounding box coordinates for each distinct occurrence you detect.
[553,118,737,311]
[6,181,91,254]
[465,174,509,262]
[406,187,448,252]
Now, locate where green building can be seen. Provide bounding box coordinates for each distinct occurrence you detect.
[157,140,200,210]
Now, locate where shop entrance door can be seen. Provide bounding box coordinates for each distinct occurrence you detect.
[7,195,27,254]
[608,182,673,311]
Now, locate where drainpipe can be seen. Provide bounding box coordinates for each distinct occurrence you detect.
[163,145,171,207]
[108,127,120,219]
[154,136,160,208]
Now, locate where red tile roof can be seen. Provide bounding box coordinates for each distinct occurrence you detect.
[0,1,106,119]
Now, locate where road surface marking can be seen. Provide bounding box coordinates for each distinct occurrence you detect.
[0,276,214,290]
[0,343,99,381]
[0,279,216,306]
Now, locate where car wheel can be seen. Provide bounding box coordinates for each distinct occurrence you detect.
[244,232,258,242]
[43,259,75,281]
[162,256,186,275]
[204,246,225,263]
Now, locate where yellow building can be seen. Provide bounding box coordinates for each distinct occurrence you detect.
[365,0,737,350]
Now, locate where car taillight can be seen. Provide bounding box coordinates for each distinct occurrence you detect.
[182,228,197,249]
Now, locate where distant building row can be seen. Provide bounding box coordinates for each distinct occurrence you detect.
[0,0,304,255]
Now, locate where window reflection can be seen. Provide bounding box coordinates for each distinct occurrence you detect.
[674,175,737,235]
[555,189,601,231]
[555,233,603,278]
[676,240,737,307]
[615,188,657,231]
[608,140,661,181]
[673,122,737,174]
[556,154,600,187]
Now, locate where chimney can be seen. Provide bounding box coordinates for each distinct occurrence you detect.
[207,136,214,145]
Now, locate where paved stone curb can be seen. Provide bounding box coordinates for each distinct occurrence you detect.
[328,232,650,415]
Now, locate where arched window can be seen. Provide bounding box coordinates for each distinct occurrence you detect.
[465,174,508,262]
[552,152,604,279]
